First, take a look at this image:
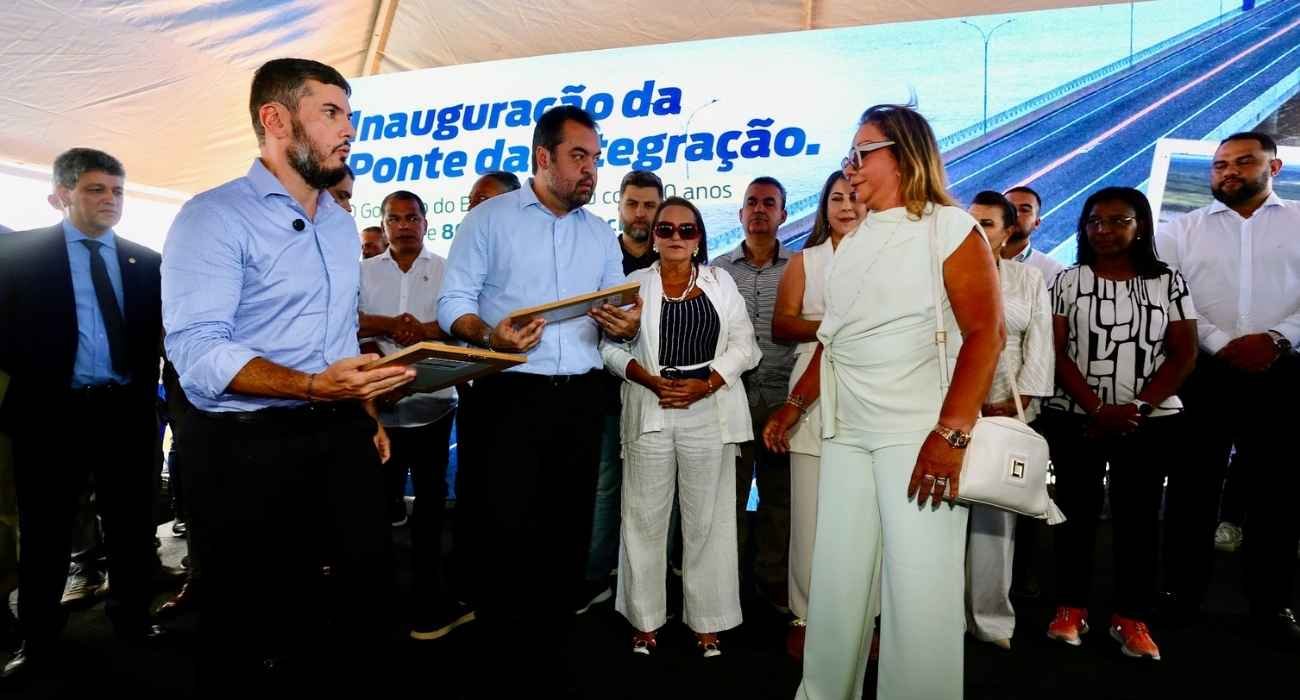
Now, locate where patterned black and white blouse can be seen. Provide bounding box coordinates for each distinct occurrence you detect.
[658,292,722,369]
[1045,265,1198,417]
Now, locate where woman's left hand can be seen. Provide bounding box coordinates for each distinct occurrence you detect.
[907,431,964,508]
[373,423,392,464]
[658,378,711,408]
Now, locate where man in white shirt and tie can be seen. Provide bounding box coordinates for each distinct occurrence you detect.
[1157,131,1300,648]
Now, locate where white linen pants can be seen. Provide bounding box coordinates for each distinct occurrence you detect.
[616,398,742,634]
[789,451,820,620]
[797,429,969,700]
[965,504,1016,642]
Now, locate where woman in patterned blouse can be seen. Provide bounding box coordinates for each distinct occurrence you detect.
[1042,186,1198,662]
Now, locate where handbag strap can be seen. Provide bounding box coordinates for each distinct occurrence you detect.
[927,208,1026,424]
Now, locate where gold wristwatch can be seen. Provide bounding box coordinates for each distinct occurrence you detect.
[933,424,972,449]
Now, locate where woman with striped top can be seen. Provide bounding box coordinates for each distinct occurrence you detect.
[601,197,761,658]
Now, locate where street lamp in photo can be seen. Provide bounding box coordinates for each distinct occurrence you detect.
[960,18,1015,137]
[683,98,718,180]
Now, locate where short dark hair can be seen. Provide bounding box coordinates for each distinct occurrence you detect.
[1220,131,1278,156]
[249,58,351,144]
[482,171,521,191]
[531,105,598,174]
[653,196,709,265]
[380,190,427,217]
[341,164,354,181]
[620,170,664,199]
[52,148,125,190]
[971,190,1017,230]
[1074,186,1169,278]
[1003,185,1042,211]
[746,176,787,210]
[361,225,385,237]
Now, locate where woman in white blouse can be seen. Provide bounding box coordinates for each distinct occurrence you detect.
[1043,186,1198,662]
[963,191,1054,650]
[768,171,863,659]
[765,105,1004,700]
[601,196,761,658]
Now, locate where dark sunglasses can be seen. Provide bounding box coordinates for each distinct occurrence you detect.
[653,222,701,240]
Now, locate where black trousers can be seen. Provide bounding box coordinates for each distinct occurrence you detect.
[12,388,158,646]
[1044,409,1182,619]
[386,410,455,617]
[461,371,604,626]
[1163,351,1300,616]
[182,402,394,677]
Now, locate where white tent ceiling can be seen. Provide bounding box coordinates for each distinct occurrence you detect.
[0,0,1107,195]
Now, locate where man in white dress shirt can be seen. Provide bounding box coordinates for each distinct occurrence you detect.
[1003,186,1065,286]
[358,190,466,641]
[1157,131,1300,648]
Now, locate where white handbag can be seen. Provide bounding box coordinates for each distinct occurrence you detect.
[926,212,1065,524]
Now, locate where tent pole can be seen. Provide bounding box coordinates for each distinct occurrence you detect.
[363,0,400,76]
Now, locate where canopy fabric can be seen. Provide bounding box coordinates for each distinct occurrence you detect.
[0,0,1105,195]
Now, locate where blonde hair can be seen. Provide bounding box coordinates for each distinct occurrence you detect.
[858,104,956,219]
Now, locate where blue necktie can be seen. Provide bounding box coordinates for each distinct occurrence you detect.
[79,239,128,376]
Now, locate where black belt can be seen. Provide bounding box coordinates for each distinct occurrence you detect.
[661,366,711,381]
[198,401,366,425]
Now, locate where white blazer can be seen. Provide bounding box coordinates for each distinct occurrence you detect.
[601,262,762,446]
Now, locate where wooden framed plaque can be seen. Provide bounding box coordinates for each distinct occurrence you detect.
[507,281,640,326]
[363,342,527,393]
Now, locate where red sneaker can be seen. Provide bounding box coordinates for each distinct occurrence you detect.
[786,618,807,661]
[1046,606,1090,646]
[631,630,657,656]
[1109,614,1161,660]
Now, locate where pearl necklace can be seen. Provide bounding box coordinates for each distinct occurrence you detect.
[662,263,697,302]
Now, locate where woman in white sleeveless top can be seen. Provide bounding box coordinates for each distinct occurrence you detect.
[963,192,1055,650]
[766,105,1004,700]
[768,171,863,658]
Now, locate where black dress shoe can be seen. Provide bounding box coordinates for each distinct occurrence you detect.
[1253,609,1300,649]
[2,644,44,685]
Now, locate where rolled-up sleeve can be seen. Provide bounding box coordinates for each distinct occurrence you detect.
[162,201,257,401]
[436,211,488,332]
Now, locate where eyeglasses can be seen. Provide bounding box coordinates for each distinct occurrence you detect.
[653,222,701,240]
[1084,216,1137,230]
[841,140,896,170]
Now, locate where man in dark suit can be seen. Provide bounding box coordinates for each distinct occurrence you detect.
[0,148,166,683]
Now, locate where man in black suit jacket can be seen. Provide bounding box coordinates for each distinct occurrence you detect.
[0,148,166,683]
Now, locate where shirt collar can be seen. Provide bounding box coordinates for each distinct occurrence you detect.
[62,219,116,250]
[519,177,588,220]
[1208,190,1284,215]
[375,244,435,266]
[729,238,787,265]
[245,158,339,217]
[1014,245,1033,263]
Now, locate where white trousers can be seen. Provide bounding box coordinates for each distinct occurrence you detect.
[789,451,820,620]
[965,504,1016,642]
[797,429,969,700]
[616,398,742,634]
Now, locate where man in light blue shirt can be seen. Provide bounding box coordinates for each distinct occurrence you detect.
[160,58,412,686]
[437,105,639,685]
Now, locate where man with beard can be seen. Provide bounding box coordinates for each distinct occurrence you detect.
[162,58,415,687]
[714,177,796,612]
[1002,186,1064,285]
[437,104,640,692]
[1157,131,1300,648]
[0,148,166,684]
[360,225,387,259]
[578,169,665,614]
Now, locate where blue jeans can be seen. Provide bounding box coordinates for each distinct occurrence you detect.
[587,415,622,580]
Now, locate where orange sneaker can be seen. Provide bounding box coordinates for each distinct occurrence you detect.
[696,632,722,658]
[1109,614,1161,660]
[631,630,657,656]
[1046,606,1090,646]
